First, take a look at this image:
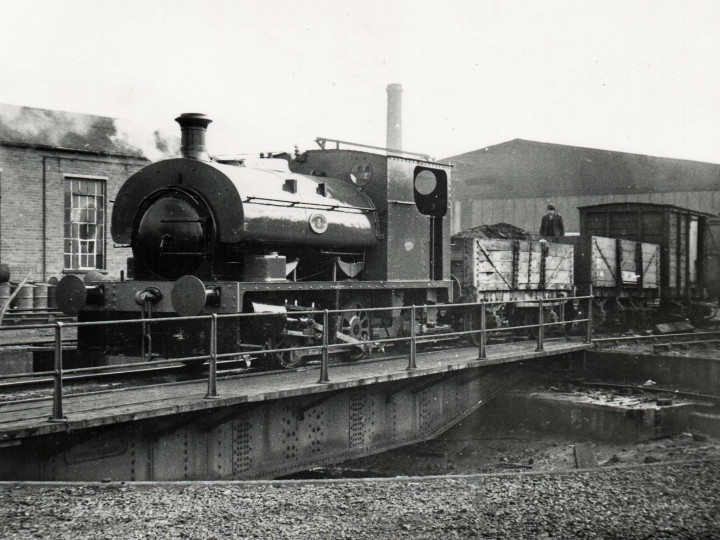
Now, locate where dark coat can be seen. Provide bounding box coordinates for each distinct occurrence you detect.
[540,214,564,236]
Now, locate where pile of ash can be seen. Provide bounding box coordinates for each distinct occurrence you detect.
[452,222,541,240]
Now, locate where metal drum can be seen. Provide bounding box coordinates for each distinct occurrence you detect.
[33,283,49,309]
[47,284,58,310]
[0,264,10,283]
[0,283,10,312]
[11,284,34,310]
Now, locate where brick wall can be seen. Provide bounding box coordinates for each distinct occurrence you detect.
[0,145,147,282]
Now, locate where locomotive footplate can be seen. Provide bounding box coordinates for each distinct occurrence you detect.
[63,278,452,367]
[70,279,452,315]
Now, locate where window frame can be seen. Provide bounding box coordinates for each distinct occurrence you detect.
[63,174,108,272]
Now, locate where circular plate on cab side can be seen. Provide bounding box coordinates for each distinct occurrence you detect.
[171,275,208,316]
[56,275,88,316]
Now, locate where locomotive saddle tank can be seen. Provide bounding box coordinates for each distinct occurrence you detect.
[113,114,380,283]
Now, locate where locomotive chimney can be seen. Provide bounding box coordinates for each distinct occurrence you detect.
[175,113,213,160]
[386,83,403,151]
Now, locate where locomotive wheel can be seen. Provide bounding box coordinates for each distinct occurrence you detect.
[266,334,307,369]
[337,299,372,361]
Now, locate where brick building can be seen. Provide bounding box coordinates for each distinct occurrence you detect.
[0,104,163,282]
[446,139,720,234]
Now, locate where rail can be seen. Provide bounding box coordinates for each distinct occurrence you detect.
[592,331,720,345]
[0,293,594,421]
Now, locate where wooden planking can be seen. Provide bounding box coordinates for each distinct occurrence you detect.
[641,243,661,288]
[591,236,618,287]
[0,386,210,428]
[460,237,573,292]
[586,236,661,290]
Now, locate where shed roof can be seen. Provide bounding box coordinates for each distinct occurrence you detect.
[0,104,149,158]
[577,201,715,217]
[444,139,720,198]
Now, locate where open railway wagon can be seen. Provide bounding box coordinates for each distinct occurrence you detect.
[578,202,717,322]
[451,227,574,342]
[555,235,660,326]
[704,217,720,300]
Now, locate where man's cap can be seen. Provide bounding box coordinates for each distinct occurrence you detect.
[547,204,555,211]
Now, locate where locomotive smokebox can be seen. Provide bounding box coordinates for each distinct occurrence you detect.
[175,113,213,160]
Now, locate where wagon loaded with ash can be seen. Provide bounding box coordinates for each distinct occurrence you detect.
[451,223,574,341]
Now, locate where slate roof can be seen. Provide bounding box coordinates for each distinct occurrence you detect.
[0,103,146,158]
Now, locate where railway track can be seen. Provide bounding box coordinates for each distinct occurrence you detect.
[0,329,560,401]
[593,330,720,347]
[1,325,717,402]
[0,345,421,401]
[0,329,510,393]
[570,380,720,406]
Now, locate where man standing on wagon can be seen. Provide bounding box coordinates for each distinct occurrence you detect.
[540,204,565,237]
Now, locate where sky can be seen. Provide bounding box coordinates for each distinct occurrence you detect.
[1,0,720,163]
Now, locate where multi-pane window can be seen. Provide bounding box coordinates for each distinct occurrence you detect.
[64,177,105,270]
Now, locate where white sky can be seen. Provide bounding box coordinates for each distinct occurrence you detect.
[2,0,720,162]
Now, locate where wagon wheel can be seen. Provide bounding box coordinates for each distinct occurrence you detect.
[464,304,505,347]
[337,298,372,361]
[524,306,561,339]
[592,298,607,327]
[545,307,563,336]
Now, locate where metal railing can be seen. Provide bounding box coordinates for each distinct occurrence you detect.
[0,293,593,422]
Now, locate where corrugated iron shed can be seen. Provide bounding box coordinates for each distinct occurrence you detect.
[445,139,720,199]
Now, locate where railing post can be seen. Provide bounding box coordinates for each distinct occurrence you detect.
[49,322,66,421]
[536,298,545,351]
[318,309,330,383]
[585,285,594,344]
[205,314,219,399]
[407,305,417,370]
[478,300,487,359]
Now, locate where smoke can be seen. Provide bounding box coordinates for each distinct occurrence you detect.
[110,117,179,162]
[0,103,179,162]
[0,103,97,149]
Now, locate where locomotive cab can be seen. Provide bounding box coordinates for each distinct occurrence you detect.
[289,144,453,290]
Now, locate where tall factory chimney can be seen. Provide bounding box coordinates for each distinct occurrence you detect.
[175,113,213,161]
[386,84,403,151]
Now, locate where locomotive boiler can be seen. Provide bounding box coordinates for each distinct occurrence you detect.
[56,113,453,368]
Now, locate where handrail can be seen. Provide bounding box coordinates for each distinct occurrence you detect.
[244,196,374,213]
[48,322,65,422]
[314,137,432,161]
[1,294,594,421]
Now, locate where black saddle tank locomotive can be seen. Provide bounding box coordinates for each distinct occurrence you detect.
[56,113,453,368]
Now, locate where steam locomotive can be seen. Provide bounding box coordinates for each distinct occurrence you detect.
[56,114,453,368]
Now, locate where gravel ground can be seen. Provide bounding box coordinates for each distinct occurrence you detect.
[1,459,719,539]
